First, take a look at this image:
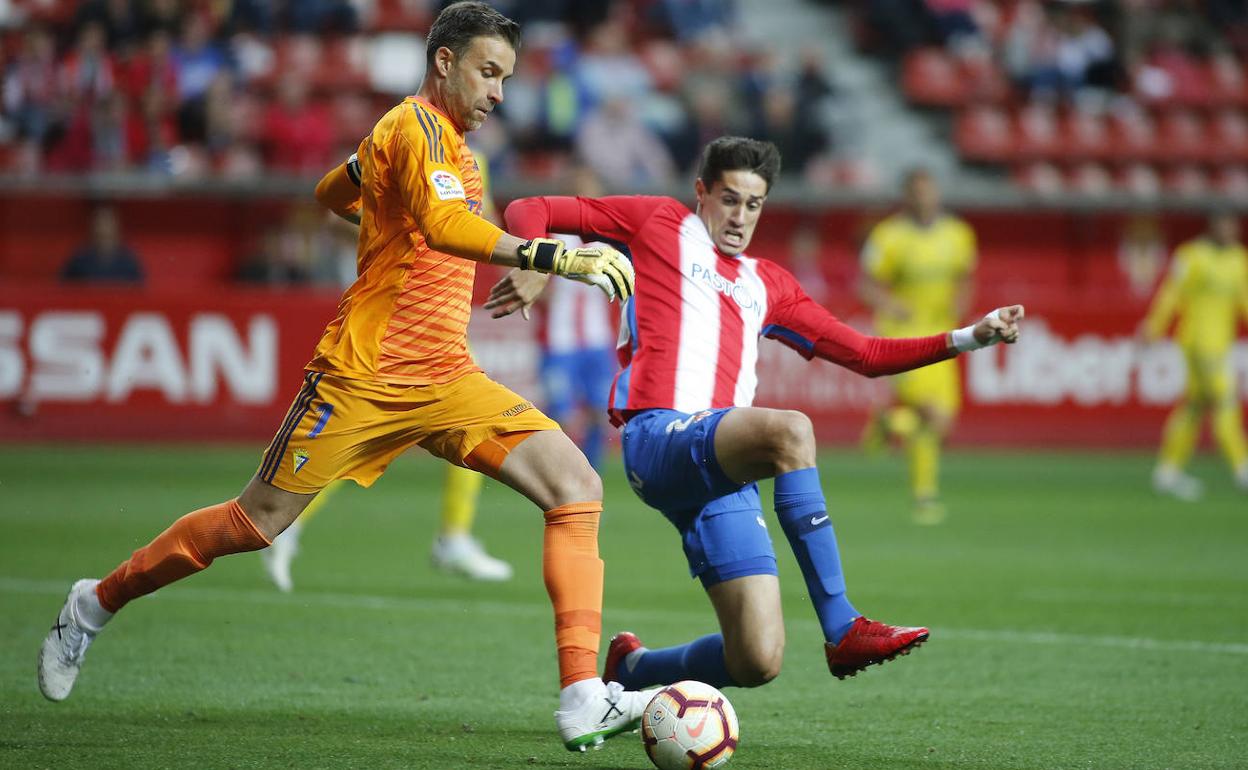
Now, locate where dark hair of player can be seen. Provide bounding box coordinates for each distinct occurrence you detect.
[425,1,522,70]
[901,166,932,188]
[698,136,782,192]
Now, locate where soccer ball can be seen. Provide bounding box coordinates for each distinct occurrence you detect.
[640,680,739,770]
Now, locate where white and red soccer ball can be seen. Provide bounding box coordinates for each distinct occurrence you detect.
[640,680,739,770]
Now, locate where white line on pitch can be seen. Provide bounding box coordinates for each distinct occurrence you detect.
[4,576,1247,657]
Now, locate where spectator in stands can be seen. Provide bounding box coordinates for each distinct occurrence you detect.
[284,0,358,34]
[3,25,61,174]
[61,205,145,284]
[261,75,333,175]
[173,13,228,103]
[61,22,116,104]
[654,0,736,43]
[75,0,143,52]
[235,227,311,286]
[576,94,676,188]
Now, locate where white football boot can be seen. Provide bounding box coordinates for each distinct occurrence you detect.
[554,678,659,752]
[431,534,513,581]
[38,579,107,702]
[1152,466,1204,502]
[261,519,302,593]
[1235,464,1248,493]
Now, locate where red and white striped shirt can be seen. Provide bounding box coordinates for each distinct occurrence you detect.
[506,195,954,426]
[537,234,617,354]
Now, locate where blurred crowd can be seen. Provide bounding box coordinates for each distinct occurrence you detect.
[853,0,1248,107]
[0,0,840,184]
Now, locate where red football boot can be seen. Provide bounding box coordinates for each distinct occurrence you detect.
[825,616,929,679]
[602,632,644,684]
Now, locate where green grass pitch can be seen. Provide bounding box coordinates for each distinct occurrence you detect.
[1,444,1245,769]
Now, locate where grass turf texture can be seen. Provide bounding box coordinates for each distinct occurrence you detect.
[1,445,1245,769]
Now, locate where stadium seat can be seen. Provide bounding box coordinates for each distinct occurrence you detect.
[1065,110,1112,161]
[1110,106,1160,162]
[955,106,1013,162]
[1164,165,1212,197]
[1016,103,1062,160]
[902,48,967,107]
[1158,110,1209,163]
[960,55,1011,103]
[1216,166,1248,196]
[1013,162,1065,196]
[1210,110,1248,164]
[1119,163,1162,198]
[1068,163,1114,196]
[1208,56,1248,108]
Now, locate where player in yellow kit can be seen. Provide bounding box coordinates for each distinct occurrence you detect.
[1142,209,1248,500]
[39,3,654,752]
[859,169,976,525]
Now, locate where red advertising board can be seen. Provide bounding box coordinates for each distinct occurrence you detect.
[1,287,1244,446]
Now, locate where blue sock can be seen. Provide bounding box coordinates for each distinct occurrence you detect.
[615,634,736,689]
[774,467,858,644]
[583,419,605,470]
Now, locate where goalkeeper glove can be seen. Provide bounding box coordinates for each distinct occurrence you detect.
[516,238,635,302]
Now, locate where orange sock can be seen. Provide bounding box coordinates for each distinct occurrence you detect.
[95,499,270,613]
[543,502,604,689]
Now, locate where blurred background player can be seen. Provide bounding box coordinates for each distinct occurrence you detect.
[858,168,977,525]
[536,167,618,471]
[261,465,510,591]
[1142,209,1248,500]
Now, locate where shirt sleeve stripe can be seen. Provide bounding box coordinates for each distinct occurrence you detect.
[411,103,437,160]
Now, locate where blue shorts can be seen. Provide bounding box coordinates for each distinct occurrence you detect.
[540,347,616,420]
[621,408,777,588]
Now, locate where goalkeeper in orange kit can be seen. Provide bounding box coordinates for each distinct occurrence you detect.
[38,2,655,752]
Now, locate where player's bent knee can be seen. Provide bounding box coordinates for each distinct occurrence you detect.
[763,410,816,469]
[728,644,784,687]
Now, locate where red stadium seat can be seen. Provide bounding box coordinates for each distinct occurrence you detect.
[1065,110,1112,161]
[1164,165,1212,197]
[1013,162,1065,196]
[1216,166,1248,196]
[1210,110,1248,164]
[960,55,1011,103]
[1068,163,1114,196]
[902,48,967,107]
[955,106,1014,162]
[1158,109,1209,163]
[1016,103,1062,160]
[1208,56,1248,108]
[1119,163,1162,198]
[1110,106,1160,162]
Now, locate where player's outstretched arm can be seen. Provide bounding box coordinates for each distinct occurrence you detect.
[950,305,1025,351]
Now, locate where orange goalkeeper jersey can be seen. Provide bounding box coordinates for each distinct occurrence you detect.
[308,96,503,385]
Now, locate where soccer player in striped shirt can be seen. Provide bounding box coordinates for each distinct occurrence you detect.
[40,3,655,752]
[490,136,1024,689]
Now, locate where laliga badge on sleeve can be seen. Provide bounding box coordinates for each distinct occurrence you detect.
[429,169,466,201]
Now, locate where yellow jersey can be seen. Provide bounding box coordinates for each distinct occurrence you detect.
[308,96,503,385]
[1144,237,1248,355]
[861,213,976,337]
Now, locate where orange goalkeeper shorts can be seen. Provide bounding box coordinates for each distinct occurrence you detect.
[258,370,559,494]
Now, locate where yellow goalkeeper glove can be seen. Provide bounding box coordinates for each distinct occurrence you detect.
[516,238,635,302]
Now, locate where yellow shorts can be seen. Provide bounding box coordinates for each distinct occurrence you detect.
[892,358,962,415]
[1184,350,1233,405]
[258,370,559,494]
